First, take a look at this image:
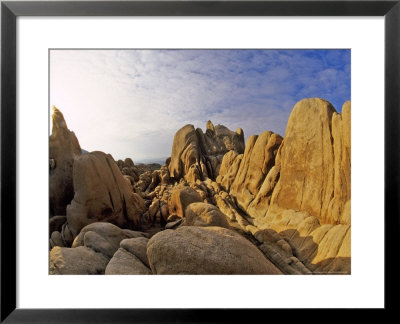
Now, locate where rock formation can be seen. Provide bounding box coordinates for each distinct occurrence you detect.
[61,151,146,245]
[269,98,337,223]
[169,121,245,182]
[49,246,109,275]
[49,106,81,216]
[49,222,149,274]
[167,186,203,218]
[147,226,282,274]
[184,202,231,229]
[49,98,351,275]
[229,131,282,212]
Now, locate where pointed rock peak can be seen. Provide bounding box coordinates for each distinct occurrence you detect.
[236,127,244,138]
[51,105,68,131]
[206,120,215,133]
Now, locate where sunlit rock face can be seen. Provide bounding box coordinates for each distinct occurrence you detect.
[257,98,351,273]
[229,131,283,214]
[49,106,82,216]
[269,98,351,226]
[168,121,245,182]
[167,186,203,218]
[198,98,351,273]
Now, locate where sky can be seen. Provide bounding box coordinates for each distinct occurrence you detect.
[50,49,350,162]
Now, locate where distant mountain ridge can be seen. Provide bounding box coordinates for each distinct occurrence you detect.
[135,157,168,165]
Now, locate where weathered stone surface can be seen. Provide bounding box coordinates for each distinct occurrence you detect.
[49,107,81,216]
[184,202,230,228]
[247,165,281,219]
[147,226,282,274]
[169,121,245,182]
[216,151,242,191]
[50,231,65,248]
[258,242,311,274]
[148,199,160,223]
[64,151,146,243]
[83,231,117,259]
[169,124,202,180]
[230,131,282,212]
[198,121,245,157]
[168,186,203,218]
[105,248,151,275]
[72,222,148,258]
[196,121,245,179]
[120,237,150,267]
[269,98,337,224]
[49,246,109,275]
[160,203,169,221]
[328,101,351,224]
[311,224,350,267]
[135,171,153,193]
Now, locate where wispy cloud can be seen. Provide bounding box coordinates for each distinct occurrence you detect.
[50,49,350,161]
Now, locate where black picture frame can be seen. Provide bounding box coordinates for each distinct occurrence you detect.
[1,0,398,321]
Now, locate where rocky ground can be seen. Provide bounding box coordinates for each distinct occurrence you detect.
[49,97,351,275]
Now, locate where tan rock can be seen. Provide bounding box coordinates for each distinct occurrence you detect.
[311,224,350,266]
[49,246,109,275]
[49,107,81,216]
[270,98,336,224]
[169,122,245,182]
[120,237,150,267]
[184,164,202,183]
[148,199,160,223]
[328,101,351,224]
[160,202,169,221]
[197,121,245,157]
[168,186,202,218]
[184,202,230,228]
[214,193,239,221]
[64,151,146,242]
[105,248,151,275]
[230,131,282,212]
[247,165,281,219]
[81,231,117,259]
[216,151,242,191]
[71,222,147,258]
[169,124,202,180]
[296,224,334,264]
[147,226,282,274]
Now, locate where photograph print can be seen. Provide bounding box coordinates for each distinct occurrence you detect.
[49,49,351,275]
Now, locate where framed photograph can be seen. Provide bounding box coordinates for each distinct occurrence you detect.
[1,0,398,321]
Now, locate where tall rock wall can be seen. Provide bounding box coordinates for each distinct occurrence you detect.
[329,101,351,224]
[269,98,351,226]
